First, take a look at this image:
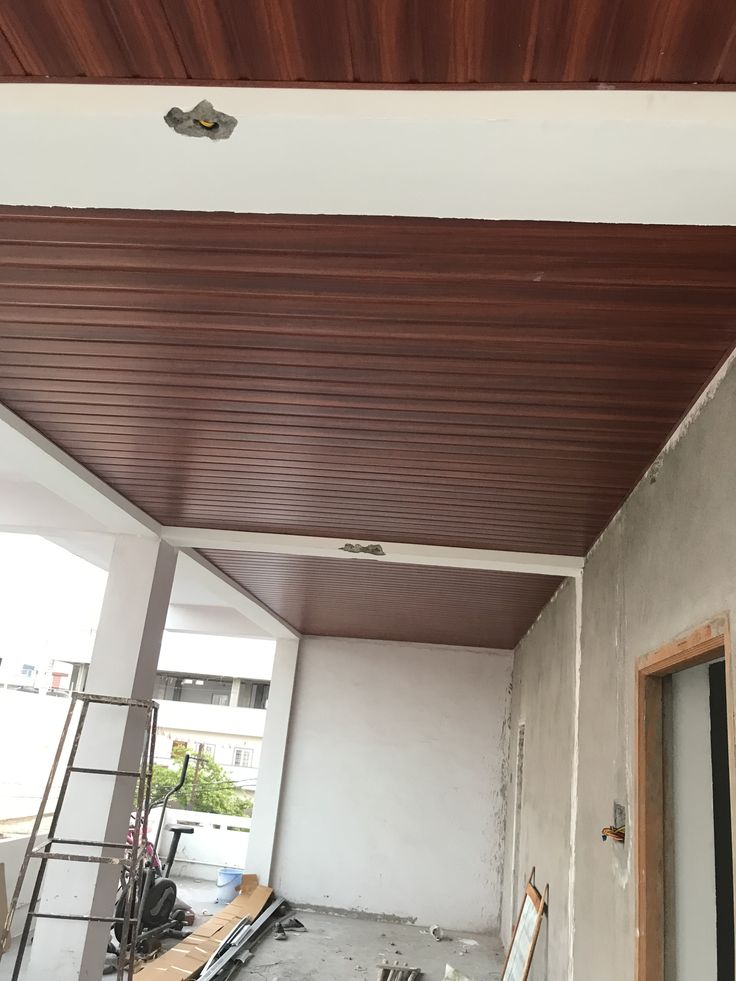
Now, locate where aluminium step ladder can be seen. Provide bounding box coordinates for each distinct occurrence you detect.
[0,691,158,981]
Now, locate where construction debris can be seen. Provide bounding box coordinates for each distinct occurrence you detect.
[376,959,422,980]
[135,876,281,981]
[429,925,445,942]
[443,966,471,981]
[281,916,307,933]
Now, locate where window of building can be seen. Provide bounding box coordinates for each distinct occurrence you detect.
[202,743,216,757]
[232,747,253,768]
[237,680,270,710]
[154,673,232,706]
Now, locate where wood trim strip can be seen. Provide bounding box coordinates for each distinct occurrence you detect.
[638,617,728,676]
[635,615,733,981]
[2,77,736,91]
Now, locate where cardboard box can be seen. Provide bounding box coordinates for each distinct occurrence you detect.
[135,877,273,980]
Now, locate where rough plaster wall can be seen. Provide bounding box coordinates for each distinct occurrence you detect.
[500,580,576,981]
[574,359,736,981]
[271,636,512,931]
[504,357,736,980]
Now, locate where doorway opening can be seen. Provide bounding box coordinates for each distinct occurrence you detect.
[636,617,735,981]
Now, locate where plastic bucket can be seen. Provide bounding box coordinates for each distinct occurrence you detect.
[216,867,244,905]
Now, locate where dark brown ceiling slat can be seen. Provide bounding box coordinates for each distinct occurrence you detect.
[346,0,459,84]
[0,210,734,266]
[1,206,736,645]
[160,0,238,79]
[0,354,701,415]
[0,0,127,77]
[200,550,561,649]
[98,0,188,79]
[0,25,24,75]
[0,0,186,78]
[0,1,87,76]
[1,0,736,84]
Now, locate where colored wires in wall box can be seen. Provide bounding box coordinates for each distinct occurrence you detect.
[601,825,626,843]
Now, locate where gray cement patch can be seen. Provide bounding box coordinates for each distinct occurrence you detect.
[164,100,238,140]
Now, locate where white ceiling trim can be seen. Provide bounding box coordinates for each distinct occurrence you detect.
[175,548,300,640]
[161,527,584,578]
[0,402,158,537]
[0,402,301,637]
[1,85,736,223]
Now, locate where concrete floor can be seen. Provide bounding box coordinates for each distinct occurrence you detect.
[0,879,505,981]
[248,910,505,981]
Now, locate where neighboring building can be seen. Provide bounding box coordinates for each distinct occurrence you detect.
[0,627,275,819]
[0,655,89,695]
[152,669,271,793]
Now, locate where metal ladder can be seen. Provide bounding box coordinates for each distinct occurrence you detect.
[0,691,158,981]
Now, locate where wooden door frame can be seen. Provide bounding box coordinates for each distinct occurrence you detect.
[635,614,735,981]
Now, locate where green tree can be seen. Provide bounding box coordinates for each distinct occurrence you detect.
[149,746,252,817]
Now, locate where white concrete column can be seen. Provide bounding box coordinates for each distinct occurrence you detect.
[246,638,300,885]
[28,536,177,981]
[229,677,241,707]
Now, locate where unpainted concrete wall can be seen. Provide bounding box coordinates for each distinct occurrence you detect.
[271,636,512,931]
[500,578,576,980]
[503,356,736,980]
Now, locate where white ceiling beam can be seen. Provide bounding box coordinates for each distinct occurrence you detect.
[161,528,584,578]
[175,548,301,641]
[5,86,736,224]
[0,403,159,537]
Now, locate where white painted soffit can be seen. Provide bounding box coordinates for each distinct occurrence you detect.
[0,86,735,223]
[0,402,158,536]
[0,403,300,638]
[176,549,300,640]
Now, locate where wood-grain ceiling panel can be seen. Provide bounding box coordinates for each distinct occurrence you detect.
[0,25,24,75]
[1,0,735,84]
[2,205,735,644]
[0,206,735,560]
[0,0,186,78]
[200,550,563,649]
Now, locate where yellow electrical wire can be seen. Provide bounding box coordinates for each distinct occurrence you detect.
[601,825,626,843]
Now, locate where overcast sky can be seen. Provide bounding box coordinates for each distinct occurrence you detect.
[0,534,274,676]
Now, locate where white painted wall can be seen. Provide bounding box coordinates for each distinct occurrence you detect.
[670,664,718,981]
[165,603,270,639]
[152,807,250,879]
[2,87,736,224]
[271,637,512,931]
[155,701,267,740]
[157,633,275,678]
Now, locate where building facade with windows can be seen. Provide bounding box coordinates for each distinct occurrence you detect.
[0,621,275,820]
[152,669,271,794]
